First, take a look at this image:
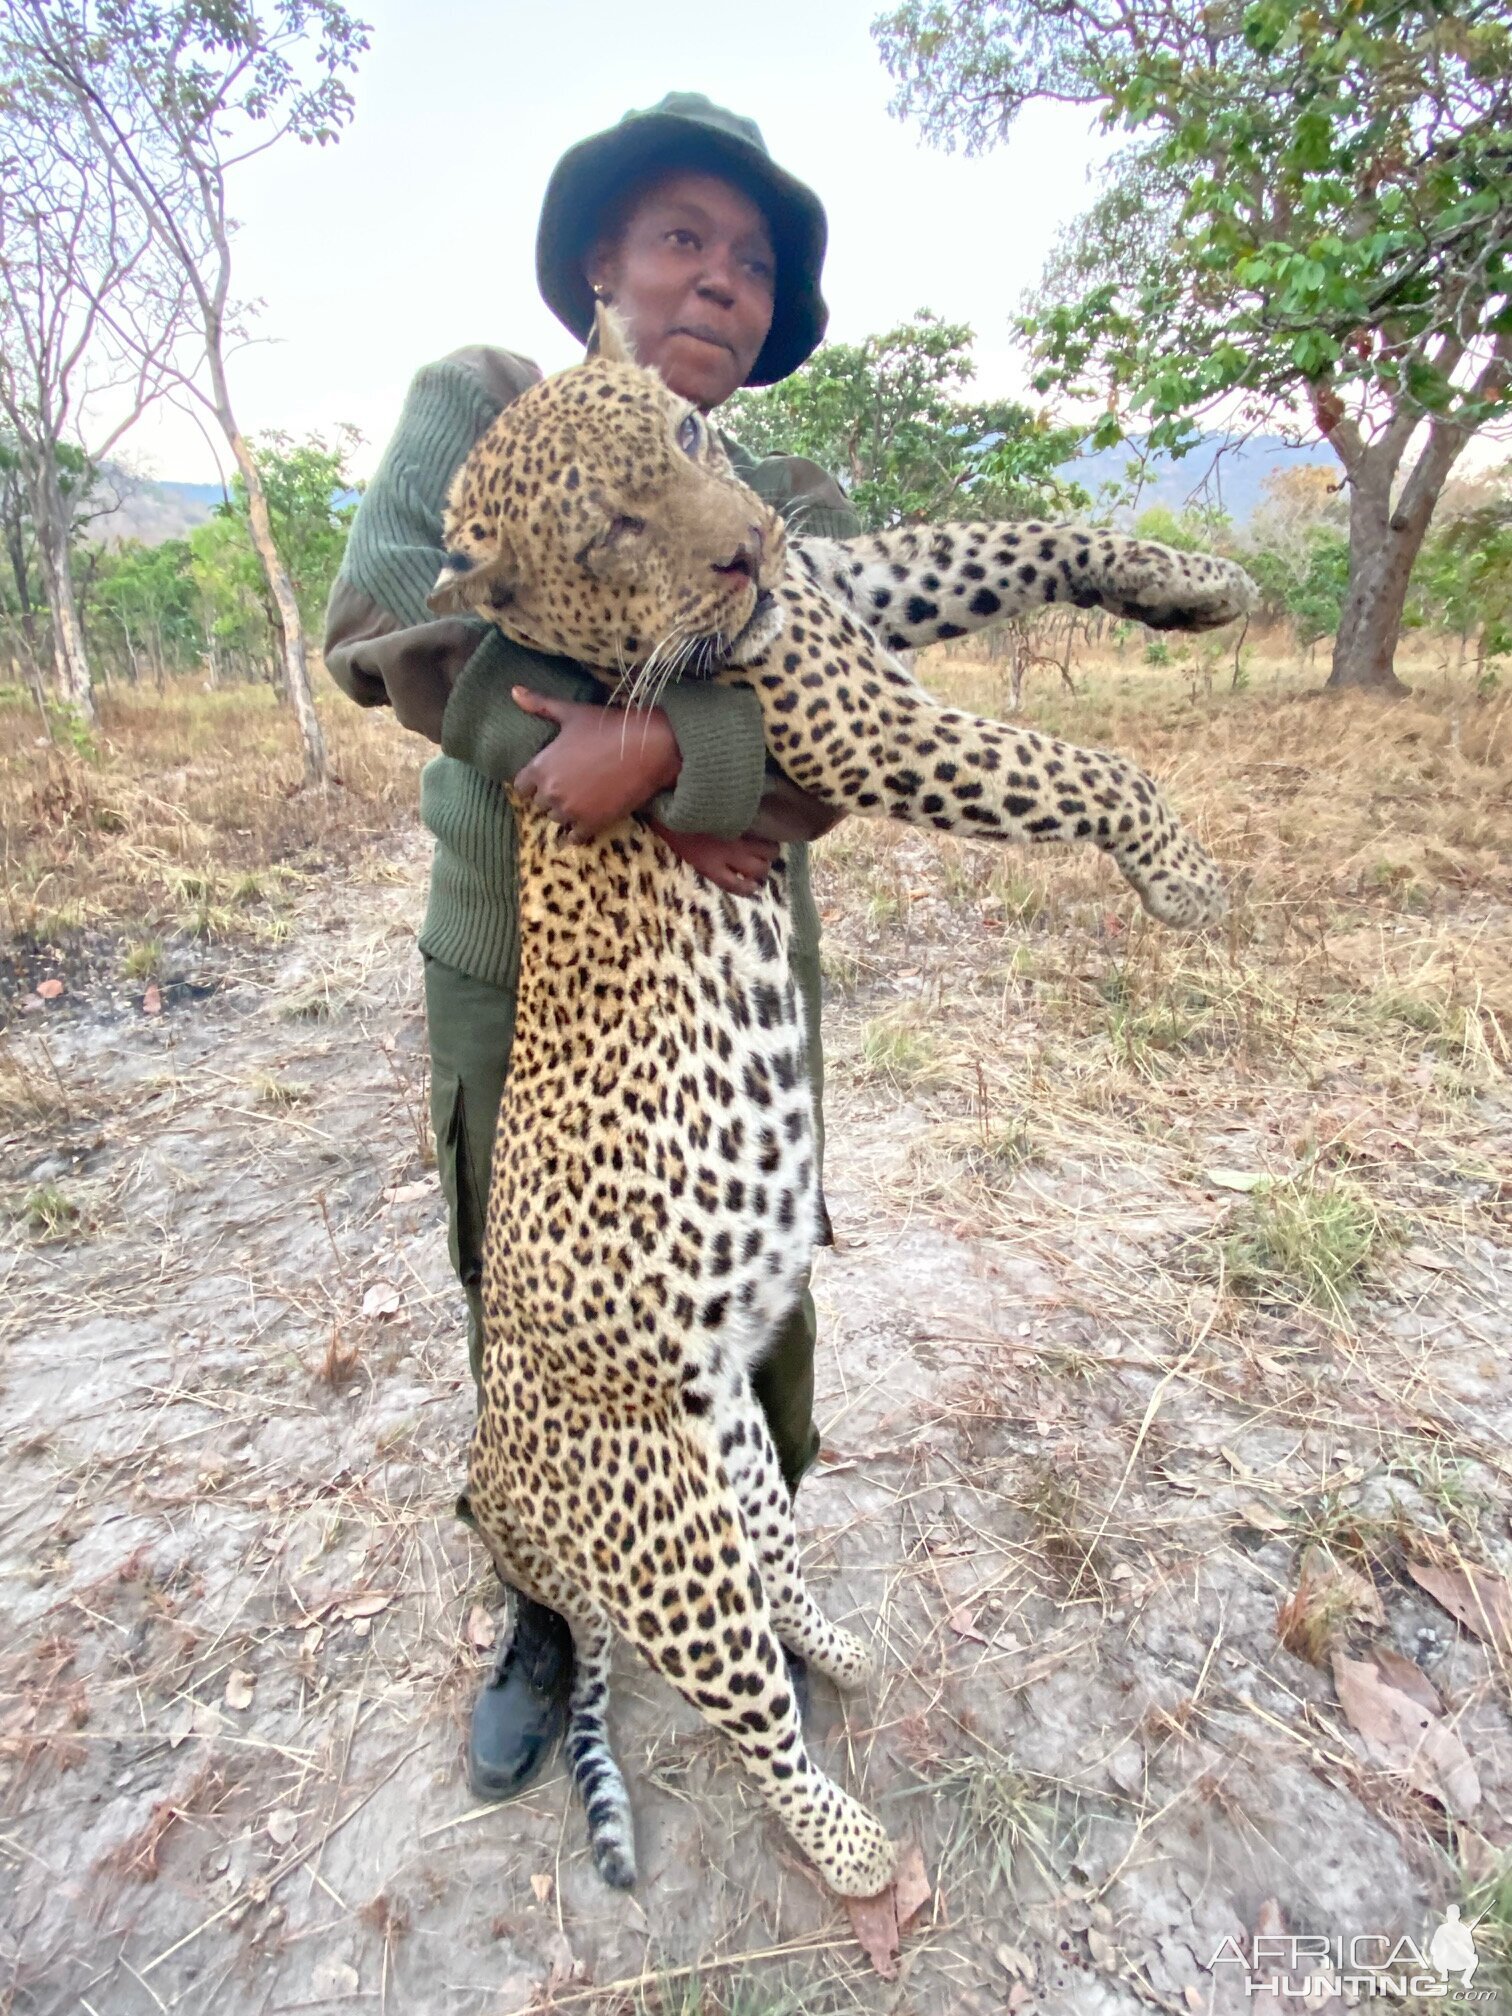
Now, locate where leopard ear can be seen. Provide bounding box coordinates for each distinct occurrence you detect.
[592,298,637,367]
[427,533,519,617]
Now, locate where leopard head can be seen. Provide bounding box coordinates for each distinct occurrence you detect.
[429,305,788,696]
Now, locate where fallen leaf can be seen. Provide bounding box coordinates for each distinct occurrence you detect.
[37,978,64,1001]
[1408,1560,1512,1652]
[530,1871,553,1904]
[995,1941,1035,1982]
[1236,1499,1292,1535]
[1371,1646,1441,1714]
[893,1842,931,1931]
[360,1281,402,1320]
[1183,1989,1205,2013]
[142,982,162,1016]
[340,1592,393,1621]
[465,1604,496,1652]
[224,1669,255,1711]
[1401,1244,1452,1273]
[387,1180,430,1206]
[846,1886,902,1981]
[190,1699,223,1738]
[542,1931,582,1992]
[1278,1551,1385,1660]
[946,1607,988,1646]
[845,1843,932,1979]
[266,1809,298,1847]
[1333,1651,1480,1817]
[1087,1925,1118,1968]
[310,1959,359,1997]
[1206,1167,1264,1192]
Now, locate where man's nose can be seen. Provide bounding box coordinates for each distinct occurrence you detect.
[695,253,737,309]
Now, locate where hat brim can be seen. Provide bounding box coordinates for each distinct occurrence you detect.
[536,114,828,388]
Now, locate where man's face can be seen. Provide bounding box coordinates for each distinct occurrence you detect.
[592,170,777,409]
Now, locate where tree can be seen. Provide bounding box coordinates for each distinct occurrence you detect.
[9,0,370,780]
[725,311,1087,531]
[186,427,360,675]
[874,0,1512,694]
[83,533,197,682]
[0,64,189,721]
[1413,470,1512,664]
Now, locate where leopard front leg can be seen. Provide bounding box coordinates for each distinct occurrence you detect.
[794,521,1256,651]
[741,592,1226,929]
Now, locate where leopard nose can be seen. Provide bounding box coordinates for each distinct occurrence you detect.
[713,525,765,581]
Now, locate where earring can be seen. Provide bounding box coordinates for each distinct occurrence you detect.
[592,282,611,301]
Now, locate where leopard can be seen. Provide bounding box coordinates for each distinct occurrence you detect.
[427,305,1255,1899]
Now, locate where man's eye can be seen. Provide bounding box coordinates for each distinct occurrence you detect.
[745,258,774,283]
[667,228,699,249]
[678,413,703,457]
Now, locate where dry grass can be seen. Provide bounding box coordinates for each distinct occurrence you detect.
[1,635,1509,2014]
[814,646,1511,1239]
[0,673,423,982]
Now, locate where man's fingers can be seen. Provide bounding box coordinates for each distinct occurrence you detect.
[511,684,568,723]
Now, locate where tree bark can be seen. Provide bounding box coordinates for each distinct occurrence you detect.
[28,452,96,724]
[219,401,327,784]
[1327,457,1415,695]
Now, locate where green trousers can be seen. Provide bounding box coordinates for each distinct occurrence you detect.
[423,953,824,1492]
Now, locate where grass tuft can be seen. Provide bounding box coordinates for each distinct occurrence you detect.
[1221,1169,1387,1315]
[18,1183,82,1240]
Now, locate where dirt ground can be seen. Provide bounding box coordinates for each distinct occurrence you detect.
[2,662,1510,2015]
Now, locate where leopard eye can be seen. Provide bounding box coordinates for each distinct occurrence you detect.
[677,412,703,457]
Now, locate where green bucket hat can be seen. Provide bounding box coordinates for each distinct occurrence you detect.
[536,91,829,388]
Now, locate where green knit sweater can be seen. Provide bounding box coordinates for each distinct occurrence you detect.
[324,346,859,1003]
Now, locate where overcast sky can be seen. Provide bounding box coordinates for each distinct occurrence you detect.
[113,0,1116,487]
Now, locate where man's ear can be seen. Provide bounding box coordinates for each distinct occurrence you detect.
[427,534,519,617]
[592,298,637,366]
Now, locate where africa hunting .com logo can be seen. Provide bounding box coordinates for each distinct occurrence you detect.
[1211,1906,1495,2002]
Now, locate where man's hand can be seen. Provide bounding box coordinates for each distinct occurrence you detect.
[511,686,681,839]
[645,817,781,897]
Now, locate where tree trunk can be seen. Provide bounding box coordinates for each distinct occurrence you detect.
[29,454,95,724]
[218,404,327,784]
[1326,397,1481,697]
[1327,452,1413,695]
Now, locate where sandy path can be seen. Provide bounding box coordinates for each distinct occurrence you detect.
[2,835,1508,2015]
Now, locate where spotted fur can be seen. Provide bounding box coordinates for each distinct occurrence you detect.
[429,311,1253,1896]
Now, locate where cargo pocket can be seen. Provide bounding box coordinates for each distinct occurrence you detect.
[432,1068,488,1403]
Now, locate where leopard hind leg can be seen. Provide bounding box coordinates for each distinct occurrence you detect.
[467,1463,637,1888]
[720,1378,873,1691]
[595,1417,896,1898]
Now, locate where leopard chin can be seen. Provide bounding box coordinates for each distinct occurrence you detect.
[680,591,785,679]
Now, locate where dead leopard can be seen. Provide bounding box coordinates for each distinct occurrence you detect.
[428,305,1253,1897]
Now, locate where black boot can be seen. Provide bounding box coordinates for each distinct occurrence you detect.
[468,1595,574,1802]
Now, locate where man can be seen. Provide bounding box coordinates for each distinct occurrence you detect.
[324,93,857,1805]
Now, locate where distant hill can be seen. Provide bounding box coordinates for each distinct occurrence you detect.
[89,478,225,547]
[89,432,1335,549]
[1059,430,1336,524]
